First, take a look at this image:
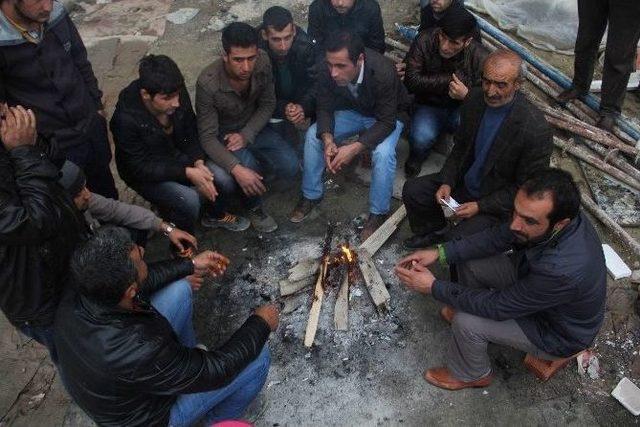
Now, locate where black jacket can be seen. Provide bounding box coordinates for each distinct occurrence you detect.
[316,48,411,150]
[308,0,385,54]
[110,80,205,189]
[404,28,488,108]
[0,1,103,152]
[419,0,481,41]
[434,212,607,357]
[55,259,272,427]
[258,25,317,119]
[0,144,85,327]
[440,88,552,217]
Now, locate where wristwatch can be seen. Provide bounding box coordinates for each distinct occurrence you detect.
[162,222,175,236]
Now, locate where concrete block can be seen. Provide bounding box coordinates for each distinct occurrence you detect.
[602,244,632,280]
[612,377,640,416]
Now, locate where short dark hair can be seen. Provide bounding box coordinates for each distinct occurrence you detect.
[262,6,293,32]
[439,7,477,40]
[71,226,137,306]
[222,22,259,53]
[520,168,581,225]
[324,31,364,64]
[138,54,184,97]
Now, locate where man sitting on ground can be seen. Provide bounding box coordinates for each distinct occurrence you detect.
[259,6,317,147]
[59,160,196,251]
[404,9,488,177]
[55,226,279,426]
[197,22,300,233]
[290,31,411,241]
[395,168,606,390]
[402,49,552,249]
[308,0,385,54]
[111,54,249,236]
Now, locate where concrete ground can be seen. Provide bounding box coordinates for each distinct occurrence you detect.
[1,0,640,426]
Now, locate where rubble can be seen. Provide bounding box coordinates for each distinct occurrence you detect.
[165,8,199,25]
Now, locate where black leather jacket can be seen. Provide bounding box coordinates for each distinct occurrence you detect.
[0,144,85,327]
[404,28,488,108]
[54,258,272,427]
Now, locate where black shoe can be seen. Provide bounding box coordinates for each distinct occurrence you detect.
[403,232,445,250]
[556,87,586,104]
[596,114,616,132]
[404,156,423,178]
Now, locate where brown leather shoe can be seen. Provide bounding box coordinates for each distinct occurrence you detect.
[556,87,585,103]
[439,305,456,324]
[424,367,494,390]
[523,352,583,381]
[289,197,320,223]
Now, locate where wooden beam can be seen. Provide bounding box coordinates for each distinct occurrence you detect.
[358,251,390,312]
[279,277,315,297]
[304,260,328,348]
[385,37,409,52]
[334,273,349,331]
[288,258,320,282]
[358,204,407,256]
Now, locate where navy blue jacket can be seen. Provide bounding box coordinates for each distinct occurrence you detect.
[433,212,606,357]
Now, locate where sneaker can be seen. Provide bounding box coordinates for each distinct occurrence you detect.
[289,197,320,223]
[201,212,250,231]
[360,213,388,242]
[249,205,278,233]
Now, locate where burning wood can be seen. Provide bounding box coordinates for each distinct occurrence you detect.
[304,225,334,348]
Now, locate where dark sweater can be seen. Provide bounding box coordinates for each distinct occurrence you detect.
[433,213,606,357]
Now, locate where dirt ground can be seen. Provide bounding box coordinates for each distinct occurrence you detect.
[1,0,640,426]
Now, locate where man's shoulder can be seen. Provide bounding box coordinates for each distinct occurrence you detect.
[309,0,325,15]
[365,48,395,76]
[356,0,382,15]
[196,59,224,91]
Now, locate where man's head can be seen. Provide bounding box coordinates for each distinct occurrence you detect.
[481,48,524,107]
[330,0,356,15]
[430,0,454,13]
[138,55,184,116]
[261,6,296,58]
[71,226,148,307]
[436,8,477,59]
[5,0,53,25]
[221,22,260,81]
[510,168,580,245]
[58,160,90,210]
[324,31,365,87]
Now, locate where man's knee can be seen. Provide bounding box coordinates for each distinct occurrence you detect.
[304,124,321,147]
[451,312,482,340]
[411,121,438,146]
[372,142,397,169]
[166,279,194,307]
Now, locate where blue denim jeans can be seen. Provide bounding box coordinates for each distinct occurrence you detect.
[134,162,225,234]
[409,104,459,159]
[208,126,301,210]
[151,280,271,426]
[303,110,403,215]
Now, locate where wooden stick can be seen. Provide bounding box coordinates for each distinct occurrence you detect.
[304,258,328,348]
[288,258,320,282]
[576,137,640,182]
[554,137,640,192]
[385,37,409,52]
[358,251,391,312]
[580,192,640,259]
[334,273,349,331]
[280,277,315,297]
[358,204,407,256]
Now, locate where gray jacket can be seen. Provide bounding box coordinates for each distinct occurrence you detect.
[85,193,161,234]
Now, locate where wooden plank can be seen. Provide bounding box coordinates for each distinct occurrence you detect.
[304,261,327,348]
[334,273,349,331]
[358,204,407,256]
[288,258,320,282]
[279,276,314,296]
[358,251,390,311]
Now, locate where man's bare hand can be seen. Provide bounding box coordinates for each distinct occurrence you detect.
[448,73,469,100]
[396,249,439,270]
[254,304,280,331]
[231,164,266,196]
[192,250,230,277]
[435,184,452,205]
[328,142,363,174]
[323,139,338,169]
[395,62,406,80]
[455,201,479,219]
[0,104,37,150]
[224,133,246,152]
[186,166,218,201]
[394,263,436,294]
[186,273,204,291]
[285,103,305,124]
[165,226,197,252]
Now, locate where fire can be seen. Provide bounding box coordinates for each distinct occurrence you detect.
[340,245,354,263]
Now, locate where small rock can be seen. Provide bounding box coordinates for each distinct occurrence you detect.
[482,390,489,395]
[96,0,111,4]
[577,350,601,379]
[631,270,640,284]
[267,380,281,388]
[166,8,199,25]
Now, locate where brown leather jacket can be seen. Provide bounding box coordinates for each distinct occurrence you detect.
[404,28,489,108]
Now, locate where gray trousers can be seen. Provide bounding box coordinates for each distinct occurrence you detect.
[445,253,558,382]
